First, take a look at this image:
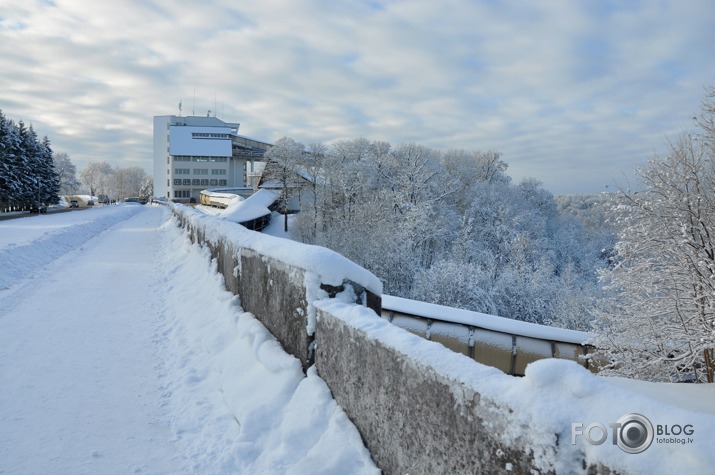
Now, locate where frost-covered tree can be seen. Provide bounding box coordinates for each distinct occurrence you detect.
[80,161,113,197]
[263,137,306,232]
[53,152,80,195]
[139,175,153,199]
[286,136,607,327]
[111,166,147,200]
[594,129,715,382]
[293,142,328,242]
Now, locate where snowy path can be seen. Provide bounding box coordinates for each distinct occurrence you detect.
[0,205,179,474]
[0,205,377,474]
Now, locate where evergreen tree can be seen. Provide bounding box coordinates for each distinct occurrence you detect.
[0,113,61,211]
[0,112,23,209]
[39,136,60,206]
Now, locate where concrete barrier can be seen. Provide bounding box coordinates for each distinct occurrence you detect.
[171,203,621,474]
[172,203,381,369]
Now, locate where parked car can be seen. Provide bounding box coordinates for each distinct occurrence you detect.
[70,199,79,208]
[30,204,48,214]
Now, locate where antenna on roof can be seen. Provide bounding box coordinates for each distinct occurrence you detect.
[214,93,217,118]
[192,87,196,116]
[178,100,182,116]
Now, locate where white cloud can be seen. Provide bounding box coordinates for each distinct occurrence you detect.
[1,0,713,193]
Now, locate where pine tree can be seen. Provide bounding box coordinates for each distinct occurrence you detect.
[39,136,60,206]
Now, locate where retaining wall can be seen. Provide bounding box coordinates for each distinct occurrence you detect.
[171,204,615,474]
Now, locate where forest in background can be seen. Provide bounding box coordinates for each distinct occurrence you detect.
[266,138,613,333]
[266,86,715,383]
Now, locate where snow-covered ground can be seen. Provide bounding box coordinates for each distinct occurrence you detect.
[0,204,377,474]
[3,204,715,474]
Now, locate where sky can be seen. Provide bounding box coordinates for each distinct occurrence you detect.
[1,0,714,194]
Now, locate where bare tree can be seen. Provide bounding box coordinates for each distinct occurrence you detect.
[112,166,147,200]
[298,142,327,241]
[595,130,715,382]
[263,137,305,232]
[52,152,80,195]
[80,161,112,197]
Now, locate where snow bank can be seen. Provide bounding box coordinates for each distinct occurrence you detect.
[316,299,715,474]
[157,217,379,473]
[0,205,144,290]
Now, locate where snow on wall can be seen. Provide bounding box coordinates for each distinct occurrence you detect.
[171,203,381,369]
[170,201,715,474]
[172,203,381,295]
[315,300,715,475]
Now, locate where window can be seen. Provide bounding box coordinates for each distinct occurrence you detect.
[200,179,209,186]
[211,169,226,175]
[192,179,200,185]
[210,179,218,186]
[172,155,227,162]
[192,133,229,139]
[167,179,170,186]
[175,168,190,175]
[194,169,208,175]
[219,179,227,186]
[182,179,191,185]
[173,179,182,185]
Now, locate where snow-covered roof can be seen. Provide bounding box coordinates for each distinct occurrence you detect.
[217,189,277,224]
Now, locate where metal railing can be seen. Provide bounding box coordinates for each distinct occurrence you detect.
[380,295,595,376]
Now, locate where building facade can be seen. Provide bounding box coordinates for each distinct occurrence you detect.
[153,115,272,202]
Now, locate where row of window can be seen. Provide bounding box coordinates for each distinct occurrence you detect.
[172,156,228,162]
[191,133,230,139]
[171,179,228,187]
[174,168,226,175]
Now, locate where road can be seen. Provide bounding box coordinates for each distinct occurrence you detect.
[0,205,180,473]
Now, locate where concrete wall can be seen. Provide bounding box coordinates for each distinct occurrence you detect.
[315,306,536,474]
[173,204,381,369]
[171,204,613,474]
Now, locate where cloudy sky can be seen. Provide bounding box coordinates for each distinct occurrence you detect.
[1,0,714,193]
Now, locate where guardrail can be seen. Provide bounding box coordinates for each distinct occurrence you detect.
[380,294,595,376]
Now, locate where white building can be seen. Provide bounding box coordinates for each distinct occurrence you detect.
[153,115,272,202]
